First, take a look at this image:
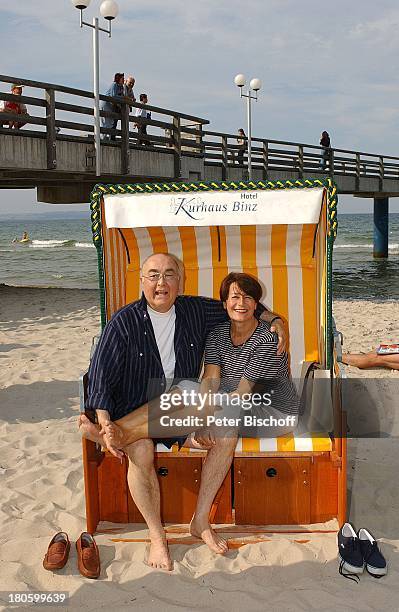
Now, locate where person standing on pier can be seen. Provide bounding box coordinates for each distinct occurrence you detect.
[0,84,28,129]
[236,128,246,166]
[135,93,152,146]
[319,130,331,170]
[124,75,136,103]
[101,73,124,141]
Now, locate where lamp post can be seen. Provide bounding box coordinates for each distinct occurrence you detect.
[234,74,262,180]
[71,0,119,177]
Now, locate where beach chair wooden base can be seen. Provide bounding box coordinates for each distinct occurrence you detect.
[83,440,233,532]
[83,426,346,533]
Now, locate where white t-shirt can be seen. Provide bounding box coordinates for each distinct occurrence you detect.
[135,107,151,119]
[147,305,176,385]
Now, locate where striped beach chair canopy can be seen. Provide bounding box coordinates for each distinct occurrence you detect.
[90,179,338,454]
[90,179,337,380]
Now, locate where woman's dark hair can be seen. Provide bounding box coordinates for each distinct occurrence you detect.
[238,128,246,135]
[220,272,262,303]
[114,72,124,83]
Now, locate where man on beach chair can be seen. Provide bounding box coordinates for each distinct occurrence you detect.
[79,253,287,570]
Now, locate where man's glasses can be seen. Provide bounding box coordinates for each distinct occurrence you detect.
[142,272,179,283]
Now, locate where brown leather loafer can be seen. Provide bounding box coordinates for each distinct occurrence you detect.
[43,532,70,571]
[76,532,100,579]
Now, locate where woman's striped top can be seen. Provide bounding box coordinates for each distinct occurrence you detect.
[204,320,299,415]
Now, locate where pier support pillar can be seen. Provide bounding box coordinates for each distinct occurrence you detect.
[373,196,389,258]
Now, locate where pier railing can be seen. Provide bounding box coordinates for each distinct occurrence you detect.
[0,75,207,175]
[202,130,399,182]
[1,74,399,182]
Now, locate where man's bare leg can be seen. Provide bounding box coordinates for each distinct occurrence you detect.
[125,439,173,571]
[79,390,220,452]
[190,433,237,554]
[342,350,399,370]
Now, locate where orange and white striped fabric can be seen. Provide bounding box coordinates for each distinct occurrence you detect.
[155,433,333,454]
[100,203,327,377]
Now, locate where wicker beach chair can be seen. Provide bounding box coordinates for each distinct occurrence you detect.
[81,178,346,532]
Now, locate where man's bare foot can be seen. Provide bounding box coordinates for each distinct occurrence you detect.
[144,536,173,571]
[78,414,102,444]
[78,415,125,459]
[190,518,228,554]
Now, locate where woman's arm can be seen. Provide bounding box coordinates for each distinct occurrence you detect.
[199,363,221,397]
[195,363,221,446]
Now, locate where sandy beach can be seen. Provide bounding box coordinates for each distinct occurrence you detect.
[0,285,398,611]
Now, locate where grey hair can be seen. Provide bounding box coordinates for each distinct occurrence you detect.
[141,252,182,275]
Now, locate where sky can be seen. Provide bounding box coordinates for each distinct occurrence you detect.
[1,0,399,215]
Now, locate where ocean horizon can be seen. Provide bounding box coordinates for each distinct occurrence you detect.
[1,214,399,300]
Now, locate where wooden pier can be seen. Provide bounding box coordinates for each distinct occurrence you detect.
[1,74,397,257]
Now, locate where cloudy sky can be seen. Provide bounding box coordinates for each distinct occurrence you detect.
[1,0,399,214]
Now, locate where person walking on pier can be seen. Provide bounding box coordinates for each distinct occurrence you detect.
[101,73,124,141]
[135,93,152,146]
[319,130,331,170]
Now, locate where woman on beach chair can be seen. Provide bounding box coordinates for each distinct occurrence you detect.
[193,271,299,445]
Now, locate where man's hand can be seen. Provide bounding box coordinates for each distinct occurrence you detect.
[96,410,125,461]
[99,421,125,461]
[270,319,288,355]
[194,428,216,449]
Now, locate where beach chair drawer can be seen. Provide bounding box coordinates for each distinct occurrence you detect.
[97,454,203,524]
[125,456,231,524]
[127,456,202,524]
[93,451,233,527]
[234,458,311,525]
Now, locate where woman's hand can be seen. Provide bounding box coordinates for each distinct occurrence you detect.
[270,318,288,354]
[194,428,216,448]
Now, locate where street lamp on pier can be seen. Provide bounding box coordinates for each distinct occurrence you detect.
[234,74,262,180]
[71,0,119,177]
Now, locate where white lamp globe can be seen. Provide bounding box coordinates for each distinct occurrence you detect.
[250,78,262,91]
[100,0,119,20]
[71,0,91,8]
[234,74,246,88]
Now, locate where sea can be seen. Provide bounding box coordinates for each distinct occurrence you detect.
[1,214,399,300]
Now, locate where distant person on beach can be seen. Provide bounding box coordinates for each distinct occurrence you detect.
[101,73,124,141]
[0,84,28,129]
[124,75,136,102]
[236,128,246,166]
[341,349,399,371]
[135,93,151,146]
[79,254,287,570]
[319,130,331,170]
